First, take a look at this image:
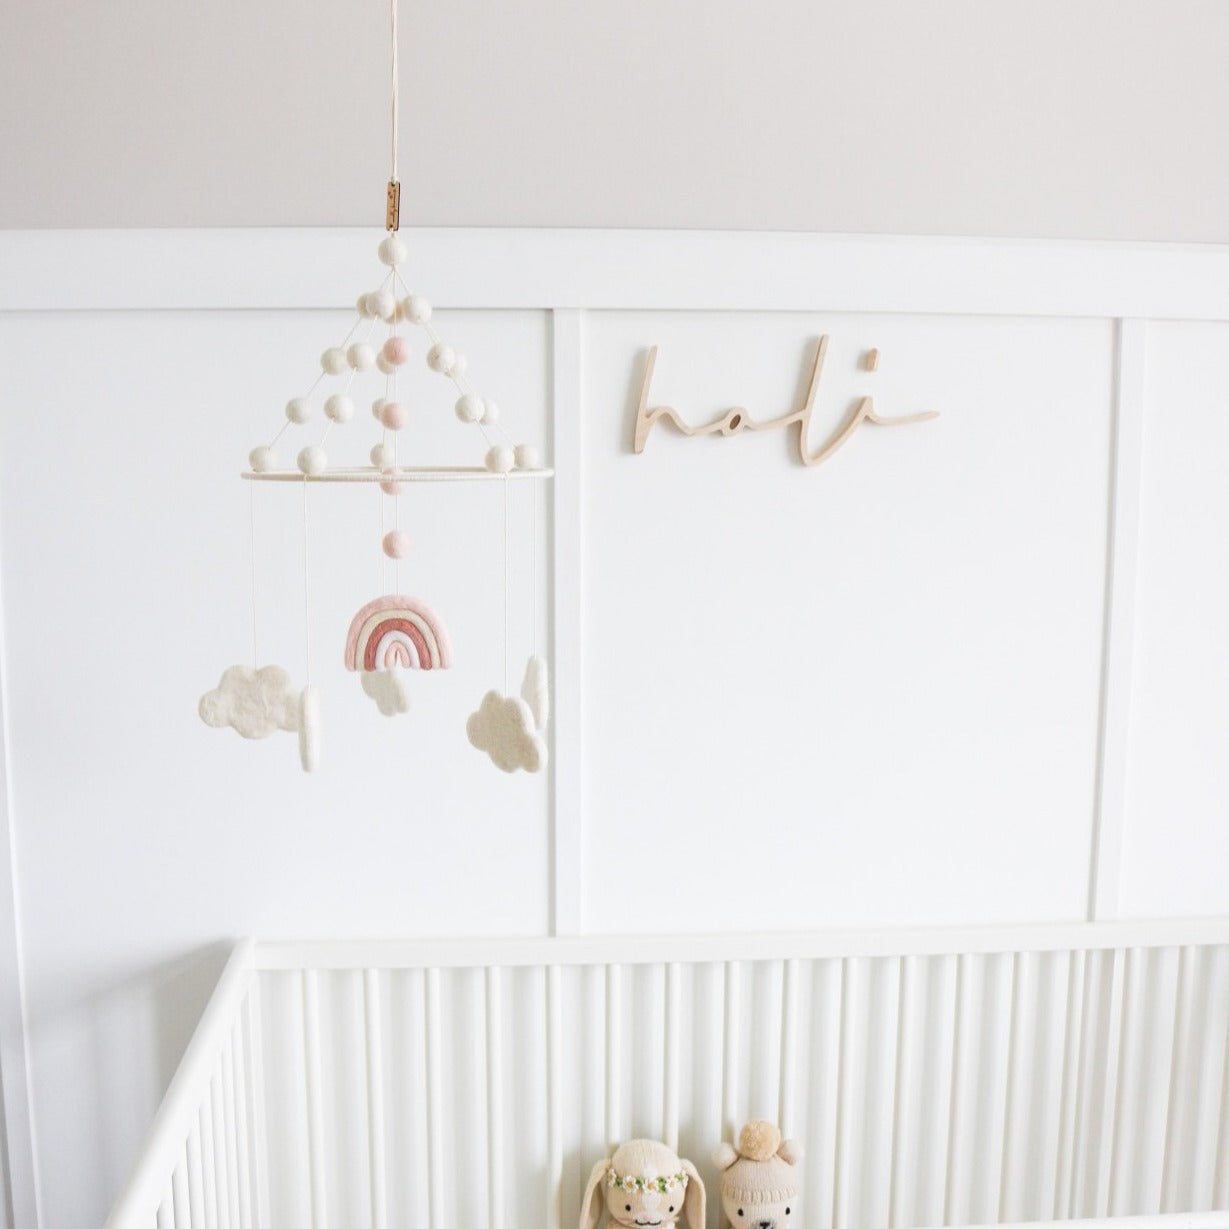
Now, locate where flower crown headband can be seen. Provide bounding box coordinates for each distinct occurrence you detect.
[607,1169,690,1194]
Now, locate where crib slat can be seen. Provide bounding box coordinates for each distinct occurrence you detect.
[547,964,564,1229]
[364,970,388,1229]
[664,962,680,1152]
[778,959,800,1137]
[199,1102,219,1229]
[222,1042,243,1229]
[999,953,1027,1220]
[831,958,855,1229]
[230,1022,254,1229]
[607,964,622,1151]
[486,967,505,1229]
[1054,950,1086,1219]
[1093,948,1129,1217]
[302,970,328,1229]
[1214,999,1229,1208]
[887,955,912,1229]
[187,1120,206,1229]
[211,1074,232,1229]
[806,958,841,1229]
[1185,947,1229,1210]
[172,1151,190,1228]
[244,979,271,1229]
[425,966,445,1229]
[723,960,741,1151]
[1158,947,1192,1211]
[943,953,971,1225]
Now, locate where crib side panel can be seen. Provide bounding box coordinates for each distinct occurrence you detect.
[248,939,1229,1229]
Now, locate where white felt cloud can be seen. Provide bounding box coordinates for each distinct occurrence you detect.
[199,665,300,739]
[299,684,321,772]
[466,690,547,773]
[360,668,411,716]
[520,655,549,730]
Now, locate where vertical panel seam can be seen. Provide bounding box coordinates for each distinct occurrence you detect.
[550,308,585,937]
[1088,317,1148,921]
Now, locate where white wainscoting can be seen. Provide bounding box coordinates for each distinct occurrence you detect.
[1,230,1228,1228]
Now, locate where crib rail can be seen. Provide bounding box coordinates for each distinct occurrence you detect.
[106,938,266,1229]
[107,922,1229,1229]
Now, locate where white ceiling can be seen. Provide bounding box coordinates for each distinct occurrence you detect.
[3,0,1228,240]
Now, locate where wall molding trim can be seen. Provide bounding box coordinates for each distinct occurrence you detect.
[3,229,1229,319]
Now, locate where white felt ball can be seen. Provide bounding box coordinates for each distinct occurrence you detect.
[298,445,327,475]
[321,347,347,375]
[371,442,394,468]
[455,393,483,423]
[480,398,500,426]
[372,396,389,421]
[249,445,276,472]
[376,352,396,375]
[285,397,310,424]
[369,289,396,320]
[514,444,541,470]
[357,294,376,319]
[383,529,411,558]
[485,444,515,474]
[403,294,431,324]
[426,343,456,374]
[378,236,408,267]
[347,342,376,371]
[451,352,469,379]
[324,393,354,424]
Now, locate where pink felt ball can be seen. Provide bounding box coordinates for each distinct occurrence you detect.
[382,530,411,559]
[380,400,408,430]
[380,469,408,496]
[381,336,411,367]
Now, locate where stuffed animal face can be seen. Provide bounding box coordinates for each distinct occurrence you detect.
[581,1140,705,1229]
[713,1121,801,1229]
[719,1188,794,1229]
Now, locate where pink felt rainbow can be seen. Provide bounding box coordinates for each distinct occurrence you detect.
[344,595,452,672]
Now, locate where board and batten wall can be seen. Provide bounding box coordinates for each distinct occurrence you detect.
[0,230,1228,1228]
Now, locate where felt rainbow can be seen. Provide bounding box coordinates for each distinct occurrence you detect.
[344,595,452,672]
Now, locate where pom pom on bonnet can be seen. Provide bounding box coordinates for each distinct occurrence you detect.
[713,1121,802,1203]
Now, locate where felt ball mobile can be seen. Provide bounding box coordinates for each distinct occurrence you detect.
[198,0,551,775]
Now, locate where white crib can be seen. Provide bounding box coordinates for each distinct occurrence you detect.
[105,921,1229,1229]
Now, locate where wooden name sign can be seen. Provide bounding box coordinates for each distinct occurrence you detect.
[633,336,938,467]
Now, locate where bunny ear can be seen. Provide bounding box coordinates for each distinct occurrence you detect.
[680,1159,705,1229]
[581,1159,610,1229]
[712,1142,738,1171]
[777,1140,803,1166]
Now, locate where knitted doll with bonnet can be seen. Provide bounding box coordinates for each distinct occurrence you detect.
[581,1139,705,1229]
[713,1121,802,1229]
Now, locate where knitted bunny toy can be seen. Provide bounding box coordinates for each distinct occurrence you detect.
[713,1121,802,1229]
[582,1140,705,1229]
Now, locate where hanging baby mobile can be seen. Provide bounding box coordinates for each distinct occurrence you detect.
[198,0,551,775]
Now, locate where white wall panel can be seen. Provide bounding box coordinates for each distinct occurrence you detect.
[0,231,1228,1228]
[1121,322,1229,917]
[582,312,1113,933]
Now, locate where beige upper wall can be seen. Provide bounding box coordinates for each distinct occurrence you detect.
[1,0,1227,239]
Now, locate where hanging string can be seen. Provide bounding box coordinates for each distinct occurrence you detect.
[503,476,509,694]
[378,485,386,595]
[302,479,313,684]
[390,0,399,183]
[532,485,538,657]
[249,482,259,667]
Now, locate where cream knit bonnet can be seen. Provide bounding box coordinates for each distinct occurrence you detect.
[713,1122,802,1205]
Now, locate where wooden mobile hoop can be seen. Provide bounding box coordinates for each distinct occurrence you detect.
[199,0,552,776]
